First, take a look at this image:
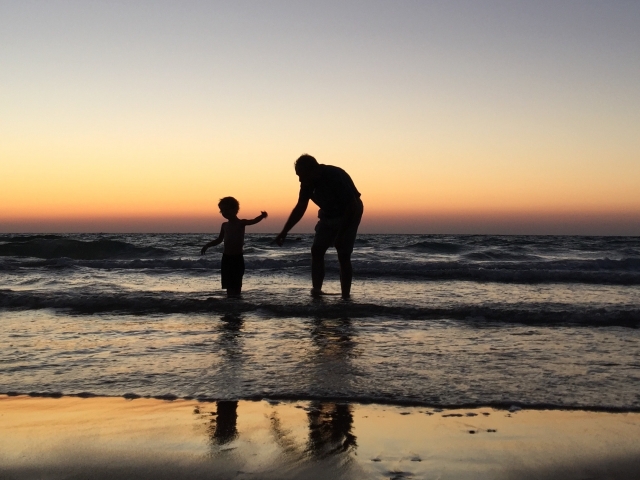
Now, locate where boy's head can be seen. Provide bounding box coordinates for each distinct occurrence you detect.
[218,197,239,219]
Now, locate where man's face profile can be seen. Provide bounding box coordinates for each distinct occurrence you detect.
[295,165,314,184]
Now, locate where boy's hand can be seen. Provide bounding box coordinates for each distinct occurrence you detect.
[200,246,208,255]
[261,211,268,218]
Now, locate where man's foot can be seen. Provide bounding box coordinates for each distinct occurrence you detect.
[310,288,324,297]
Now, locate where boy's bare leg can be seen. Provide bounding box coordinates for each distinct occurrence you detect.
[338,252,352,299]
[311,245,327,295]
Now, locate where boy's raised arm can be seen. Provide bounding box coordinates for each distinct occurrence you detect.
[243,211,268,226]
[201,224,225,255]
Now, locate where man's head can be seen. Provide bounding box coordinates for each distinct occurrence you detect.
[294,154,319,183]
[218,196,240,219]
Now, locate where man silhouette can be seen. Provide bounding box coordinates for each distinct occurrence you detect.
[275,154,363,298]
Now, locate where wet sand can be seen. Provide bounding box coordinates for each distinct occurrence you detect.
[1,395,639,479]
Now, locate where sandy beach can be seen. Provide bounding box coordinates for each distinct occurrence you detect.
[1,395,639,480]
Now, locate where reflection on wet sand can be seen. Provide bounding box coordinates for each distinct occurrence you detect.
[305,316,362,400]
[206,314,243,447]
[208,314,358,458]
[2,396,640,480]
[209,400,238,445]
[306,401,357,457]
[267,401,357,462]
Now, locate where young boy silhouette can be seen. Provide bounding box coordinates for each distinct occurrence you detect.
[201,197,267,296]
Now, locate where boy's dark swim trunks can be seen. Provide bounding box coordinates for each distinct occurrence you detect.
[221,254,245,289]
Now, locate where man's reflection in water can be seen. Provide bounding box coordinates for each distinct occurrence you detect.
[208,313,243,446]
[305,317,358,456]
[219,313,244,359]
[307,316,360,396]
[306,401,357,457]
[309,317,356,359]
[206,314,358,455]
[268,401,357,460]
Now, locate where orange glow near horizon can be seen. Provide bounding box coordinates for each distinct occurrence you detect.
[2,209,639,236]
[3,140,639,233]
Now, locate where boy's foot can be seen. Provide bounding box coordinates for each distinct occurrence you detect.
[310,288,324,297]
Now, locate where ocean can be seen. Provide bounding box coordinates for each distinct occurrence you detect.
[1,233,639,410]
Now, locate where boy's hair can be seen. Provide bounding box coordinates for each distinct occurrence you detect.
[218,196,240,214]
[294,154,318,173]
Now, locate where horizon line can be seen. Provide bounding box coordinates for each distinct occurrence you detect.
[1,231,639,238]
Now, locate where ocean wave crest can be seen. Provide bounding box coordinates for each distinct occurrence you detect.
[463,250,541,261]
[354,258,640,284]
[2,255,640,284]
[0,238,168,260]
[393,241,464,254]
[1,289,637,326]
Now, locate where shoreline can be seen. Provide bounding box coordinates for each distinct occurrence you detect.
[2,394,640,479]
[3,391,640,413]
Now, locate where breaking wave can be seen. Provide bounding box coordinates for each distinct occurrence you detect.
[1,289,637,326]
[1,256,639,284]
[393,241,465,254]
[0,238,168,260]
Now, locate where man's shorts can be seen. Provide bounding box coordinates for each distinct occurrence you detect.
[312,200,363,255]
[221,254,245,289]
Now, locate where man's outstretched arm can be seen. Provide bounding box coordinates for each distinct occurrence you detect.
[275,198,309,246]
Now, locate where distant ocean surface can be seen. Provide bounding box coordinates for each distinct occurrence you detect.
[1,233,639,409]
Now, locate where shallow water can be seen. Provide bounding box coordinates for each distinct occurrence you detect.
[1,234,639,408]
[2,310,639,409]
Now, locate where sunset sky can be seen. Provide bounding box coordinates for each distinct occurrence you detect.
[2,1,639,234]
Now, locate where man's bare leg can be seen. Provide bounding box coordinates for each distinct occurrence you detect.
[338,252,353,299]
[311,245,327,295]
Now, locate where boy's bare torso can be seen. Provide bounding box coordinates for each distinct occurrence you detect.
[222,219,246,255]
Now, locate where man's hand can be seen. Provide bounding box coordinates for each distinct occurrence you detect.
[200,246,208,255]
[261,211,268,219]
[276,198,309,246]
[274,232,287,246]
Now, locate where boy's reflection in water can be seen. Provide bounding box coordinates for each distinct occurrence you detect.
[208,314,243,446]
[211,401,238,445]
[219,313,244,359]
